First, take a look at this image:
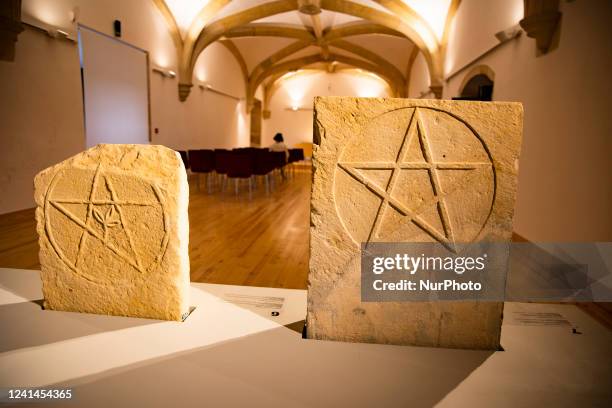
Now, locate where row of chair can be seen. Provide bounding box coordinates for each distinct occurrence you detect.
[176,147,305,194]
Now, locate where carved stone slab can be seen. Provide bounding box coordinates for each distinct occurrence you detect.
[307,97,523,349]
[34,144,190,321]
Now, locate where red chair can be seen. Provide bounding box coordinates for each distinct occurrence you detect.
[226,150,254,194]
[213,149,231,191]
[252,149,276,192]
[287,148,305,177]
[176,150,189,169]
[214,150,230,173]
[269,151,287,180]
[270,151,286,169]
[188,149,215,192]
[288,148,304,163]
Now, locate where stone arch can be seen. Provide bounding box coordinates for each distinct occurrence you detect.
[458,65,495,101]
[174,0,443,101]
[262,66,392,118]
[248,53,401,112]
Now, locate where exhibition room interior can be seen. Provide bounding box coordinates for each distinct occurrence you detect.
[0,0,611,407]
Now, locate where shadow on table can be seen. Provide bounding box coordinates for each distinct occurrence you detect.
[0,300,160,353]
[0,269,45,301]
[0,269,162,353]
[46,325,494,408]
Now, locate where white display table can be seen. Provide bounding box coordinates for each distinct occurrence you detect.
[0,268,610,407]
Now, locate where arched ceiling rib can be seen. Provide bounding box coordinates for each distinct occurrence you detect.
[250,52,400,100]
[152,0,457,103]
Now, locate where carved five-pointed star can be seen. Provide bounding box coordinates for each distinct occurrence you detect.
[338,108,491,252]
[48,165,156,273]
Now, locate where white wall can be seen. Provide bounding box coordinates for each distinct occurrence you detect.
[407,52,430,98]
[153,42,249,150]
[444,0,523,76]
[0,0,249,214]
[263,71,390,147]
[0,28,84,214]
[442,0,612,241]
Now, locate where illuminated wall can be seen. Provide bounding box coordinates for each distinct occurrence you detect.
[407,52,430,98]
[443,0,611,241]
[263,70,390,148]
[0,28,84,215]
[0,0,250,214]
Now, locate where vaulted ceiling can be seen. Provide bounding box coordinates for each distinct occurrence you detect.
[152,0,459,110]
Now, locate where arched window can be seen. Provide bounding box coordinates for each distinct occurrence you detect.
[454,65,495,101]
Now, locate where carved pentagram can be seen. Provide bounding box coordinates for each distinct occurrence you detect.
[44,165,169,282]
[335,107,495,252]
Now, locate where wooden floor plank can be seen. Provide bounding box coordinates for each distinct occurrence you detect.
[0,167,610,328]
[0,169,311,289]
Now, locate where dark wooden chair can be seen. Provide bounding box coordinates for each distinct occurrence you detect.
[226,150,254,194]
[288,148,304,163]
[188,149,215,192]
[251,149,275,192]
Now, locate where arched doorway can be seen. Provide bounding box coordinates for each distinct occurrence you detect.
[454,65,495,101]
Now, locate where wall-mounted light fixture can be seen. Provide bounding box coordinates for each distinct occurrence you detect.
[23,22,75,42]
[46,28,70,39]
[152,67,176,78]
[494,24,522,43]
[286,106,312,112]
[198,82,241,101]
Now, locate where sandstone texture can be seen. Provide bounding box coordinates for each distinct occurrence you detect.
[307,97,523,349]
[35,144,190,321]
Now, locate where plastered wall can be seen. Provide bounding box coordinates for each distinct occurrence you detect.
[263,71,390,148]
[0,28,84,215]
[0,0,249,214]
[409,0,612,241]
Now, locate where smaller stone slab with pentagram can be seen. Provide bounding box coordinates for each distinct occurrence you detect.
[307,97,523,350]
[34,144,190,321]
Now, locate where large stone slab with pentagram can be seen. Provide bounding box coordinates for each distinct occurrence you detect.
[307,97,523,349]
[34,144,190,321]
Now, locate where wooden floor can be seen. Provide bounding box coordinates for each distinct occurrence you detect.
[0,168,311,289]
[2,168,610,329]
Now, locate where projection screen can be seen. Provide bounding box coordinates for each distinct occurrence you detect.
[78,25,150,148]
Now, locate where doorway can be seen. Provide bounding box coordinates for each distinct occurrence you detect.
[455,74,494,101]
[453,65,495,102]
